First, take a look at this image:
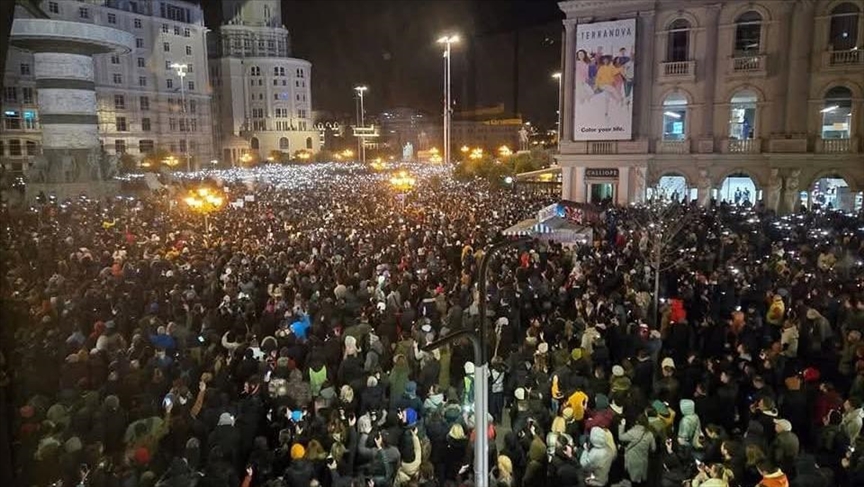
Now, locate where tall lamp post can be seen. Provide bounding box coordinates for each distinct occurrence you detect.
[422,236,531,487]
[171,63,191,171]
[552,72,562,152]
[354,85,368,163]
[437,34,458,165]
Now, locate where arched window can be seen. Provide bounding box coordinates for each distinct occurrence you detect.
[728,90,758,139]
[822,86,853,139]
[279,137,290,150]
[667,19,690,62]
[829,2,861,51]
[250,137,259,149]
[734,11,762,54]
[662,92,688,141]
[305,137,313,150]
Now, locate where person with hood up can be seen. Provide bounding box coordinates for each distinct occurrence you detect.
[522,426,547,487]
[580,426,617,487]
[208,412,241,469]
[618,414,656,487]
[423,384,445,415]
[678,399,702,451]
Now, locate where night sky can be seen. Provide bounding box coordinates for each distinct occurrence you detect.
[206,0,563,126]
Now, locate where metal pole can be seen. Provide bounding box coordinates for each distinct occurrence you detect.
[359,90,366,164]
[444,42,451,164]
[179,71,190,171]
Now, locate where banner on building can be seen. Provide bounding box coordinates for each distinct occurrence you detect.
[572,18,636,141]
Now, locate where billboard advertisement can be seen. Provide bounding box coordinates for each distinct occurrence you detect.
[572,18,636,140]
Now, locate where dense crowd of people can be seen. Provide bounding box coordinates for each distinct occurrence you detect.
[1,163,863,487]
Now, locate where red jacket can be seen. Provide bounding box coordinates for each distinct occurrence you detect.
[814,390,842,425]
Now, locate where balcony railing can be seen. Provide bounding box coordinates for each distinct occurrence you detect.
[731,54,766,75]
[588,141,617,154]
[658,60,695,82]
[816,137,858,153]
[823,49,864,68]
[722,138,761,154]
[656,139,689,154]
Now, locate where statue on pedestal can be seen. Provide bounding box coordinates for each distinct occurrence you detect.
[60,151,77,183]
[632,166,647,203]
[518,126,530,151]
[85,148,102,182]
[102,153,119,180]
[26,155,49,183]
[783,169,801,213]
[402,142,414,162]
[697,169,712,207]
[766,168,782,211]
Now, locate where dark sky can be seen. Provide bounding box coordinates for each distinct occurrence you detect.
[207,0,563,126]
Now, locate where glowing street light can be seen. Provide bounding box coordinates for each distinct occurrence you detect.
[498,145,512,157]
[170,63,192,171]
[354,85,368,163]
[183,186,225,231]
[437,34,459,164]
[469,147,484,160]
[390,170,417,192]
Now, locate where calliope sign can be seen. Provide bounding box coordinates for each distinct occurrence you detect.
[585,168,619,179]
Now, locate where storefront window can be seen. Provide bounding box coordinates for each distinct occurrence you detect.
[821,86,852,139]
[662,93,687,141]
[728,90,757,139]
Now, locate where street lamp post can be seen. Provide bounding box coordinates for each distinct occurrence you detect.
[552,72,562,152]
[171,63,191,171]
[421,236,531,487]
[437,34,459,165]
[354,85,368,163]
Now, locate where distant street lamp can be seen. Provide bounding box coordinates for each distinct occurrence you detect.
[183,187,225,231]
[171,63,191,171]
[552,72,562,151]
[354,85,368,163]
[437,34,459,165]
[498,145,512,157]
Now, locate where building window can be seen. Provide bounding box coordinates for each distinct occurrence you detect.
[258,40,265,50]
[184,28,190,38]
[822,86,853,139]
[167,79,173,89]
[829,3,860,51]
[9,140,21,156]
[79,7,89,19]
[162,24,169,34]
[136,38,144,48]
[165,60,172,70]
[107,13,116,24]
[114,95,125,109]
[662,93,687,141]
[116,117,128,131]
[26,140,37,156]
[179,119,187,132]
[163,42,170,52]
[306,137,313,149]
[186,45,192,55]
[48,2,59,14]
[111,55,121,65]
[298,109,307,118]
[23,110,36,130]
[139,139,155,153]
[179,139,187,153]
[728,90,757,139]
[138,76,147,87]
[188,81,195,91]
[20,63,30,75]
[134,18,142,29]
[138,57,146,68]
[250,66,260,76]
[169,118,177,131]
[112,73,122,84]
[4,110,20,129]
[279,137,290,150]
[140,96,150,110]
[174,26,181,36]
[115,139,126,154]
[268,40,275,51]
[189,99,197,113]
[734,11,762,55]
[22,87,33,104]
[666,19,690,62]
[142,117,151,131]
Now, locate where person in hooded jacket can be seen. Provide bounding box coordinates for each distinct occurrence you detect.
[618,415,656,487]
[580,426,617,487]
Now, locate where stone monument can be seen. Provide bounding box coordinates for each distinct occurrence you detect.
[402,142,414,162]
[10,18,134,200]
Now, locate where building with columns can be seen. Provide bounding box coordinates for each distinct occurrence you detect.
[209,0,318,166]
[1,0,215,173]
[556,0,864,212]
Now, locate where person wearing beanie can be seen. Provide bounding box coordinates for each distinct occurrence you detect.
[770,419,799,476]
[585,394,615,433]
[610,365,632,393]
[208,412,240,468]
[285,443,314,487]
[461,362,476,408]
